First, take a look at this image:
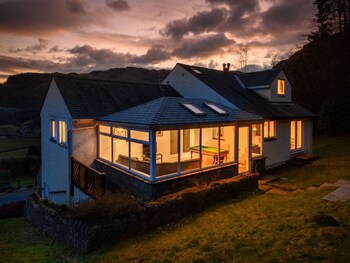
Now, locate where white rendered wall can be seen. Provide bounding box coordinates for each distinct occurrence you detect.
[163,64,239,109]
[73,186,90,204]
[40,79,72,204]
[263,120,291,168]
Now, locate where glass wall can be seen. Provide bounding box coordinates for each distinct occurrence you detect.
[238,127,249,173]
[155,130,178,177]
[221,126,235,163]
[180,128,200,172]
[201,127,219,168]
[252,124,262,156]
[98,125,150,177]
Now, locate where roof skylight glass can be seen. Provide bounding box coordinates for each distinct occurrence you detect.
[203,102,229,116]
[191,68,203,74]
[180,103,207,116]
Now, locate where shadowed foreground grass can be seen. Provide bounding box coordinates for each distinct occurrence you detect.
[1,135,350,262]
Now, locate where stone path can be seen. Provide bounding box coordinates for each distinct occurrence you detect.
[258,175,350,203]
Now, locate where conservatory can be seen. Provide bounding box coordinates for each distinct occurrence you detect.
[98,97,264,183]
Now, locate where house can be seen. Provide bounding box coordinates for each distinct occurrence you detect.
[40,64,315,204]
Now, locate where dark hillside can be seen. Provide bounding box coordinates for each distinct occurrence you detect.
[275,32,350,134]
[0,67,170,125]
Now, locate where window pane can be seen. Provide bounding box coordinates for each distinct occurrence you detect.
[297,121,302,149]
[112,127,127,137]
[180,128,200,172]
[221,126,235,163]
[290,121,296,150]
[278,80,285,95]
[156,130,178,177]
[269,121,275,137]
[99,125,110,134]
[264,122,269,138]
[239,127,249,173]
[99,134,112,161]
[130,130,149,141]
[201,127,218,168]
[252,124,262,156]
[50,120,56,139]
[130,142,150,176]
[59,121,67,145]
[170,130,178,155]
[113,138,129,168]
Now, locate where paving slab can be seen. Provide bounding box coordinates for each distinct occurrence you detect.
[267,188,289,195]
[307,186,318,191]
[258,174,280,185]
[334,180,350,187]
[322,185,350,202]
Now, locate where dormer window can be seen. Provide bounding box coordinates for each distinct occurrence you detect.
[277,79,285,95]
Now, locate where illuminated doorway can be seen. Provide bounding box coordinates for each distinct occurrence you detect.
[238,127,249,173]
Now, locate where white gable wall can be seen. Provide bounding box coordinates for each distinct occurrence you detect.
[40,79,72,204]
[163,64,239,109]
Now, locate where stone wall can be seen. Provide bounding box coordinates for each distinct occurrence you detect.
[96,159,239,201]
[25,174,258,253]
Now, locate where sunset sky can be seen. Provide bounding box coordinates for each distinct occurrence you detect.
[0,0,315,83]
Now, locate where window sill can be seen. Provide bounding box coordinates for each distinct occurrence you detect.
[50,138,57,143]
[59,143,68,148]
[264,137,277,142]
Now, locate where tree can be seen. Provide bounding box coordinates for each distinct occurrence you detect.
[235,43,250,72]
[309,0,350,40]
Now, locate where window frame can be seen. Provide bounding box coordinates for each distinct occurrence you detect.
[277,79,285,96]
[58,120,68,147]
[264,121,276,140]
[290,120,303,151]
[50,119,57,143]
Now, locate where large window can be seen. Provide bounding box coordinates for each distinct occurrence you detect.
[98,125,150,177]
[264,121,276,139]
[290,120,303,151]
[252,124,262,156]
[277,79,285,95]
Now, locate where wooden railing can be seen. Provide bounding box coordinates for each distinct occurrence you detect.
[71,158,105,199]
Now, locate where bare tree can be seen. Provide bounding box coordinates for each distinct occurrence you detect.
[235,43,250,72]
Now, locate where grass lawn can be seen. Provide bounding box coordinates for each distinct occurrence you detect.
[1,135,350,262]
[0,138,40,159]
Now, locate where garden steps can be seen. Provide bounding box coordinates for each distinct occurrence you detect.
[289,154,319,165]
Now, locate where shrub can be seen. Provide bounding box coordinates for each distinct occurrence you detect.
[0,201,25,218]
[70,193,140,222]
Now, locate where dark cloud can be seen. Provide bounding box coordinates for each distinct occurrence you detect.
[106,0,130,12]
[261,0,314,34]
[49,45,64,53]
[8,38,50,54]
[65,0,87,14]
[162,8,226,39]
[172,34,234,59]
[130,46,170,64]
[0,0,107,35]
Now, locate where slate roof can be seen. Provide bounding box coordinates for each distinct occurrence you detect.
[53,77,180,119]
[99,97,263,128]
[237,69,280,87]
[178,63,315,119]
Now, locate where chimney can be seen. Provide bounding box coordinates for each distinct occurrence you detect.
[223,63,230,72]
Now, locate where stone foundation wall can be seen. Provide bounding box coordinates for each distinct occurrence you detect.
[25,174,258,253]
[96,160,239,201]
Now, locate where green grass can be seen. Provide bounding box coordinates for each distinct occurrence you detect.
[1,135,350,262]
[0,138,40,159]
[274,134,350,188]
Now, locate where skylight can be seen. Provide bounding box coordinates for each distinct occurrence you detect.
[191,68,203,74]
[203,102,229,116]
[180,103,207,116]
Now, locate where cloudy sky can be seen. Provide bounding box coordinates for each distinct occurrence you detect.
[0,0,315,83]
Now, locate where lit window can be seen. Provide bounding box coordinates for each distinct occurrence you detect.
[264,121,276,139]
[180,103,207,116]
[252,124,262,156]
[99,125,110,134]
[277,79,285,95]
[290,120,303,151]
[203,102,229,116]
[50,120,57,142]
[59,121,67,146]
